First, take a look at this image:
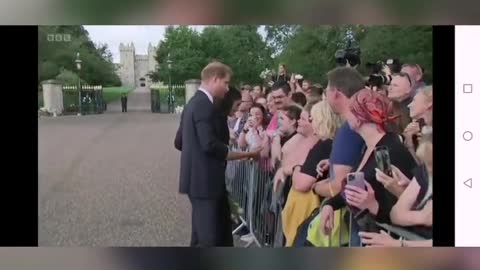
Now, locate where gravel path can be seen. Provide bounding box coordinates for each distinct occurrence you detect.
[39,87,190,246]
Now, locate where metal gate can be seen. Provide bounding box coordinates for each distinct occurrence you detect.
[150,85,185,113]
[62,85,105,115]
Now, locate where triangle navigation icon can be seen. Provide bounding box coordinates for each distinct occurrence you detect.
[464,178,472,188]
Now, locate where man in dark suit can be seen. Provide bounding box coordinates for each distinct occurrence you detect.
[173,62,236,247]
[121,93,128,112]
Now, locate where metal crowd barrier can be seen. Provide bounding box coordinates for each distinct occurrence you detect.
[225,147,281,247]
[225,147,429,248]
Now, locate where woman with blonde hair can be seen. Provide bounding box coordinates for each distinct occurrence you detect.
[277,100,342,246]
[404,85,433,160]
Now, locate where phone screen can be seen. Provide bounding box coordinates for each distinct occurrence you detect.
[374,146,393,177]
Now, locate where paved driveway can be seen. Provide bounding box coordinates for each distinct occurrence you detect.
[38,87,190,246]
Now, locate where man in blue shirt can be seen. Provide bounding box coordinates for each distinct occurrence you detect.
[311,67,366,246]
[313,67,365,198]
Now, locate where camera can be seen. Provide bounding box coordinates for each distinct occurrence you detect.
[366,58,401,88]
[335,48,361,68]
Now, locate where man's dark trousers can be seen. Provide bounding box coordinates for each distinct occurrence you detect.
[121,97,127,112]
[188,193,233,247]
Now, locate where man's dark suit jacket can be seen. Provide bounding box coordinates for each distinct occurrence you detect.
[174,90,229,199]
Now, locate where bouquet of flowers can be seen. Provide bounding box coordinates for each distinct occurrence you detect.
[259,68,275,80]
[175,105,184,114]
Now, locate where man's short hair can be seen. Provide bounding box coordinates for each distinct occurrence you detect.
[201,62,233,81]
[291,92,307,107]
[309,86,324,96]
[242,84,253,91]
[280,104,302,122]
[326,67,365,98]
[271,81,291,95]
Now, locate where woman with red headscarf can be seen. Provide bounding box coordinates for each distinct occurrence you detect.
[319,89,417,246]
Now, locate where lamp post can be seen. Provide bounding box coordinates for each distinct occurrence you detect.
[167,54,173,113]
[75,52,82,116]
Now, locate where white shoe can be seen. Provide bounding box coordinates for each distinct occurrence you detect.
[240,233,255,242]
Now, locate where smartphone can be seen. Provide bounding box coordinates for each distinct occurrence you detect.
[354,208,381,233]
[375,146,393,177]
[346,172,366,190]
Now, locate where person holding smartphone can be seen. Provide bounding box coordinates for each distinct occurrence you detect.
[319,89,417,246]
[361,134,433,247]
[237,104,270,157]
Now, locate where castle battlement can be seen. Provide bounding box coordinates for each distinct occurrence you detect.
[119,42,135,51]
[135,55,149,61]
[118,41,159,88]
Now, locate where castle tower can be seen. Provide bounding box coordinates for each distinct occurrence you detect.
[117,42,159,88]
[148,43,158,72]
[119,42,136,88]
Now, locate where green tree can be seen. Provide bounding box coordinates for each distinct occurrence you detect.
[278,26,349,84]
[201,25,273,85]
[38,26,121,86]
[273,25,432,85]
[153,26,206,85]
[264,25,300,56]
[56,68,86,85]
[359,26,432,83]
[150,25,273,86]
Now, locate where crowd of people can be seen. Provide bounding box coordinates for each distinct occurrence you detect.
[175,61,433,247]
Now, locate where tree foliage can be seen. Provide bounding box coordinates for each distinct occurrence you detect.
[39,25,432,90]
[263,25,299,56]
[55,68,86,85]
[358,26,432,83]
[153,26,207,85]
[268,25,432,85]
[150,25,274,85]
[38,26,121,86]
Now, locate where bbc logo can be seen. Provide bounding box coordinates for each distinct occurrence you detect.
[47,34,71,42]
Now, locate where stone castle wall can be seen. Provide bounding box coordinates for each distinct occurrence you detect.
[117,42,158,88]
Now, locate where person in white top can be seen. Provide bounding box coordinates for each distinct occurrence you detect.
[237,103,270,158]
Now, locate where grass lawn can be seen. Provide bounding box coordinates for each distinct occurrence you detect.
[103,87,135,104]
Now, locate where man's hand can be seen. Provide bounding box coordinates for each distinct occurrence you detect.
[316,159,330,179]
[248,146,263,160]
